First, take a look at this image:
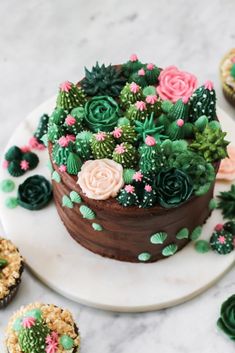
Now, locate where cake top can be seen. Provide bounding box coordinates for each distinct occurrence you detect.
[0,237,23,300]
[6,302,80,353]
[47,54,229,209]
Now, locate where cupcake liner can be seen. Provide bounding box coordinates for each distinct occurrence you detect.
[0,262,24,309]
[222,84,235,107]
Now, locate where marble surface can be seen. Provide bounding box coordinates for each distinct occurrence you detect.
[1,0,235,351]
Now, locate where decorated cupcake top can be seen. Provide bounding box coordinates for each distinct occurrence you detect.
[47,55,229,209]
[6,302,80,353]
[220,48,235,89]
[0,238,23,300]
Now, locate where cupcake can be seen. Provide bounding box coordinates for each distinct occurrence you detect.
[5,302,80,353]
[220,48,235,107]
[0,238,24,309]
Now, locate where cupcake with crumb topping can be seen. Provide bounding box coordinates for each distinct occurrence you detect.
[0,237,24,308]
[220,48,235,107]
[6,302,80,353]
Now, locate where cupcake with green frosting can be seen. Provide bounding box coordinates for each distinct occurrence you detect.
[5,302,80,353]
[220,49,235,107]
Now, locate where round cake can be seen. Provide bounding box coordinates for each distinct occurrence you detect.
[47,54,229,263]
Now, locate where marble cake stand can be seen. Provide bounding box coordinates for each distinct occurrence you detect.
[0,99,234,312]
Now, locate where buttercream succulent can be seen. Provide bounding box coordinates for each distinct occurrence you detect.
[74,137,92,160]
[122,54,144,77]
[190,125,229,162]
[139,184,157,208]
[66,152,82,175]
[112,142,138,168]
[91,131,116,159]
[210,228,234,254]
[81,62,125,97]
[129,70,147,87]
[47,123,65,143]
[57,81,86,111]
[189,81,216,121]
[33,114,49,146]
[84,95,120,132]
[139,136,166,174]
[64,113,83,135]
[120,82,143,108]
[112,125,137,144]
[117,185,139,206]
[18,318,50,353]
[52,139,73,166]
[18,175,52,210]
[77,159,124,200]
[144,63,161,85]
[49,107,67,126]
[5,146,22,162]
[154,168,193,208]
[217,184,235,220]
[135,113,167,143]
[126,101,148,123]
[217,295,235,340]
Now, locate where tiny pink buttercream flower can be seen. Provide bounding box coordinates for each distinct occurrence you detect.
[28,137,39,149]
[115,143,126,154]
[58,136,69,147]
[147,63,155,70]
[125,184,135,193]
[46,332,59,344]
[145,184,152,192]
[112,127,123,139]
[65,115,76,126]
[2,160,9,169]
[66,134,76,142]
[20,160,30,171]
[146,95,157,104]
[95,131,107,141]
[59,165,67,172]
[177,119,184,127]
[22,317,36,329]
[21,146,31,153]
[204,80,214,91]
[133,171,143,182]
[46,341,58,353]
[130,82,140,93]
[215,224,224,232]
[59,81,72,92]
[218,235,226,244]
[145,135,156,146]
[138,68,145,76]
[135,101,147,111]
[130,54,138,62]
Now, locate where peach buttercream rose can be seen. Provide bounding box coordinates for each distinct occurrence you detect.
[77,159,124,200]
[217,145,235,181]
[156,65,197,103]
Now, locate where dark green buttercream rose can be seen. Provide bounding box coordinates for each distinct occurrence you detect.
[217,295,235,340]
[18,175,52,210]
[84,95,120,132]
[155,168,193,208]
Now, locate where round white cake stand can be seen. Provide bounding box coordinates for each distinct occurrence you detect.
[0,100,234,313]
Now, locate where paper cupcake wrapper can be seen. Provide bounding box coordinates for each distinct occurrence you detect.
[0,282,20,309]
[222,84,235,107]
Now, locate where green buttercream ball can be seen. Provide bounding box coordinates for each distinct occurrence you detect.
[18,175,52,210]
[13,317,23,331]
[210,229,234,254]
[0,179,15,193]
[194,240,210,253]
[50,107,67,125]
[71,106,85,122]
[91,132,115,159]
[5,146,22,162]
[143,85,156,97]
[76,130,93,143]
[123,169,135,184]
[155,168,193,208]
[25,309,42,320]
[209,198,218,210]
[194,115,209,132]
[120,82,143,108]
[5,197,18,209]
[22,152,39,170]
[57,82,86,111]
[217,295,235,340]
[8,161,25,177]
[66,152,82,175]
[18,320,50,353]
[113,142,138,168]
[117,117,130,126]
[75,138,92,160]
[114,125,137,144]
[161,100,173,113]
[60,335,75,350]
[84,95,120,132]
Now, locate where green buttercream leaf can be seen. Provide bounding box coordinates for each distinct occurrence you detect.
[217,184,235,220]
[52,171,61,183]
[62,195,73,209]
[66,152,82,175]
[92,223,103,231]
[162,244,178,256]
[79,205,95,219]
[60,335,75,350]
[70,191,82,203]
[138,252,151,262]
[150,232,167,244]
[190,226,202,241]
[209,198,218,210]
[0,179,15,193]
[176,228,189,240]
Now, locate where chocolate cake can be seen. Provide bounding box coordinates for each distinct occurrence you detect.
[47,54,229,263]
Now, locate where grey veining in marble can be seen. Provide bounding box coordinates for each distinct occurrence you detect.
[1,0,235,352]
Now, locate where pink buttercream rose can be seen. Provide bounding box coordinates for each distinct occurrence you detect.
[216,145,235,181]
[156,66,197,103]
[77,159,124,200]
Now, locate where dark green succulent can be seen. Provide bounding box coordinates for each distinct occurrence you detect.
[217,184,235,220]
[81,63,126,97]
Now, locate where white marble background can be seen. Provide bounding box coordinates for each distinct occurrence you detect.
[1,0,235,352]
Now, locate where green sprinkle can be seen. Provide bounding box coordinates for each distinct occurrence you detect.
[194,240,210,253]
[209,198,217,210]
[62,195,73,208]
[138,252,151,262]
[0,179,15,193]
[92,223,103,231]
[60,335,74,350]
[176,228,189,240]
[190,226,202,241]
[5,197,18,209]
[52,171,61,183]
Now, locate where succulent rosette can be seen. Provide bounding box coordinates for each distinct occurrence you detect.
[18,175,52,210]
[156,66,197,103]
[155,168,193,208]
[217,295,235,340]
[84,95,120,132]
[77,159,124,200]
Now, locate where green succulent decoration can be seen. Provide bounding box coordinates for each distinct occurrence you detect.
[122,56,144,77]
[49,107,67,125]
[190,125,229,162]
[126,101,148,123]
[75,137,92,160]
[119,82,144,108]
[18,320,50,353]
[81,62,125,97]
[117,185,139,206]
[112,125,137,144]
[217,185,235,220]
[113,142,138,168]
[135,113,167,142]
[139,141,166,174]
[91,132,116,159]
[56,81,86,111]
[189,82,216,121]
[33,114,49,146]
